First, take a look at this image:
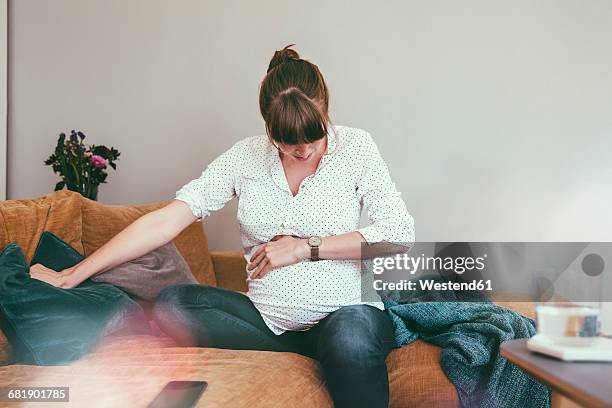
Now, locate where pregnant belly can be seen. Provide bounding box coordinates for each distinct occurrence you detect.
[245,260,378,330]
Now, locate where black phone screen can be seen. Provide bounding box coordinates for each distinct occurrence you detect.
[147,381,207,408]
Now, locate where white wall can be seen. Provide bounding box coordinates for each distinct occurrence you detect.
[0,0,6,200]
[7,0,612,252]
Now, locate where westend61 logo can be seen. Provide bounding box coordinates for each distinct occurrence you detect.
[372,253,487,275]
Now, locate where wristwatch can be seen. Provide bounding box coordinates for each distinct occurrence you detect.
[307,236,322,261]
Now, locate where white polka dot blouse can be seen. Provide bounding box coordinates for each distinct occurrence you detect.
[174,124,415,334]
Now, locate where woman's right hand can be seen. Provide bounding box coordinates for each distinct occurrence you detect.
[30,264,78,289]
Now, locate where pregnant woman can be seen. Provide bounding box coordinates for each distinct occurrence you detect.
[32,45,415,408]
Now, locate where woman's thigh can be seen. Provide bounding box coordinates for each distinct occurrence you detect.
[152,284,301,353]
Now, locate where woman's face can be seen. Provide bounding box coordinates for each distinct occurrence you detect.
[271,136,327,163]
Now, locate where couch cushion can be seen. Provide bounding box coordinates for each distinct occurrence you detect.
[0,190,84,263]
[0,239,147,365]
[210,251,248,292]
[0,334,333,407]
[91,240,198,302]
[0,330,10,365]
[387,340,460,408]
[0,333,478,407]
[80,197,216,287]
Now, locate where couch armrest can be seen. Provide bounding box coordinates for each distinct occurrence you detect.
[490,291,537,320]
[490,291,573,321]
[210,251,248,292]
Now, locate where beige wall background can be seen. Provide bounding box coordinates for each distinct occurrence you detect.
[7,0,612,253]
[0,0,6,200]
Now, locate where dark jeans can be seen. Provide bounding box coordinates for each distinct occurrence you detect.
[152,284,396,408]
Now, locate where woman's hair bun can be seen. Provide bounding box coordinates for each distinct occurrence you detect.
[267,44,300,73]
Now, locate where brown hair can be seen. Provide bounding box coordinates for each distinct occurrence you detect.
[259,44,331,145]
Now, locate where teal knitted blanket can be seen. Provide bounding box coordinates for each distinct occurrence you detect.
[383,287,552,408]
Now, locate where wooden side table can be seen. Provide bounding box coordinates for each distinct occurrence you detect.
[501,339,612,408]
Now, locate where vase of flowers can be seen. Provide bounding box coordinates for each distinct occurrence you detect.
[44,130,120,201]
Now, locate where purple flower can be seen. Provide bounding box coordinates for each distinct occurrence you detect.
[89,154,108,169]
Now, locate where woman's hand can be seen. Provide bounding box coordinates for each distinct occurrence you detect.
[247,235,310,279]
[30,264,78,289]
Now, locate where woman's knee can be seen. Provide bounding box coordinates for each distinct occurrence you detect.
[152,284,215,345]
[152,284,212,328]
[317,305,394,366]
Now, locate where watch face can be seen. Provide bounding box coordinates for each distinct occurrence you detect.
[309,236,322,246]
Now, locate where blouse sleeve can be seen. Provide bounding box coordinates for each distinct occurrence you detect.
[355,133,415,248]
[174,140,243,221]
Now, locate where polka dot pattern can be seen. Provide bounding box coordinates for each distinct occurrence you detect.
[175,125,415,334]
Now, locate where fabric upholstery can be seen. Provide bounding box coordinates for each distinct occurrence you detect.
[0,332,474,408]
[80,196,217,287]
[387,341,460,408]
[210,251,248,292]
[0,324,10,365]
[0,190,84,263]
[0,333,334,408]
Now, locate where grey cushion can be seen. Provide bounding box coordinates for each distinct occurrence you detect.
[91,241,198,301]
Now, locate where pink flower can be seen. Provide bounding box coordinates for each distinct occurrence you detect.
[90,154,108,169]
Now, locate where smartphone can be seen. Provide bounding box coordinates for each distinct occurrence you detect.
[147,381,207,408]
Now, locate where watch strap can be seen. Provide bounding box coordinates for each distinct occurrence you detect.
[310,245,319,262]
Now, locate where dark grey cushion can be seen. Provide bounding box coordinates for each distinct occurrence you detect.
[91,241,198,302]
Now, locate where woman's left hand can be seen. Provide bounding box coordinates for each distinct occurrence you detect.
[247,235,309,279]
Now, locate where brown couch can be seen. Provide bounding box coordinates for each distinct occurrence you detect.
[0,190,536,407]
